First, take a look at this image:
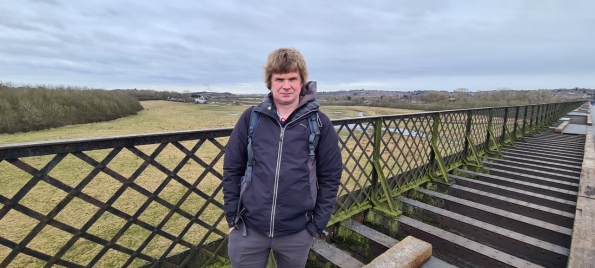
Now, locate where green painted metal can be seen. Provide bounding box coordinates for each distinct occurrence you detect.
[513,106,520,139]
[504,125,516,147]
[430,113,449,183]
[488,129,501,153]
[370,205,401,218]
[501,107,509,144]
[372,118,398,213]
[395,176,431,195]
[514,122,524,140]
[533,105,541,133]
[266,250,277,268]
[523,105,531,136]
[465,135,482,167]
[464,110,482,167]
[328,202,373,226]
[486,109,501,154]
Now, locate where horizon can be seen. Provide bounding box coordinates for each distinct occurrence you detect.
[2,80,593,95]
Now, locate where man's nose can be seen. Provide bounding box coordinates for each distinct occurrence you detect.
[282,80,291,88]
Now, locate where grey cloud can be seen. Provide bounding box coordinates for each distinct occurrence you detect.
[27,0,61,6]
[1,0,594,92]
[0,19,42,32]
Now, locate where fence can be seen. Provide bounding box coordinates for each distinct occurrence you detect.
[0,101,582,267]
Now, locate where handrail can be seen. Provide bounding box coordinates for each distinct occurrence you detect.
[0,100,583,267]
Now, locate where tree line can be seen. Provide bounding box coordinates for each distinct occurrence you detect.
[0,82,144,134]
[319,89,565,111]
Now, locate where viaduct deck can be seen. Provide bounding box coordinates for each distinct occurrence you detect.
[312,103,593,268]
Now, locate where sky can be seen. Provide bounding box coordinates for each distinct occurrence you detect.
[1,0,594,94]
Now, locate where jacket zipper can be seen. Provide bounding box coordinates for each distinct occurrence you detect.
[268,110,317,237]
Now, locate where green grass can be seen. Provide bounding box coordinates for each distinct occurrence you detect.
[0,101,415,145]
[0,101,417,267]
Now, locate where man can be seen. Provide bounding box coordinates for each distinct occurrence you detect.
[223,48,343,268]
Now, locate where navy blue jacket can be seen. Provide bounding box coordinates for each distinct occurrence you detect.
[223,81,343,237]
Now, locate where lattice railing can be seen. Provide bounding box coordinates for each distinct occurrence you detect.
[0,101,582,267]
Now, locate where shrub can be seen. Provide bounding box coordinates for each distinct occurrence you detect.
[0,82,144,134]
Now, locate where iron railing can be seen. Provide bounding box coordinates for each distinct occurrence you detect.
[0,101,582,267]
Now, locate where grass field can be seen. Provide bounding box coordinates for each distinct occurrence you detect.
[0,101,417,267]
[0,101,415,145]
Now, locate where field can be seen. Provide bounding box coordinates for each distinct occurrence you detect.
[0,101,415,145]
[0,101,417,267]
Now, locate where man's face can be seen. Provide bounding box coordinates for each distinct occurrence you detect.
[270,71,302,106]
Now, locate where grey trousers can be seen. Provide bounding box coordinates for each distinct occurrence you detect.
[228,227,315,268]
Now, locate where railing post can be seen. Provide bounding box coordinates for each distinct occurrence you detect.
[372,118,397,214]
[430,113,449,182]
[542,104,547,125]
[464,111,472,159]
[464,110,481,166]
[548,104,553,124]
[535,105,541,131]
[486,108,500,154]
[549,104,555,125]
[501,108,509,144]
[513,106,520,139]
[528,105,535,134]
[522,105,528,136]
[548,104,554,124]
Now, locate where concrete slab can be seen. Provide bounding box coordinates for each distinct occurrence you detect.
[363,236,432,268]
[568,197,595,267]
[555,121,570,133]
[568,132,595,268]
[577,133,594,199]
[421,257,457,268]
[568,112,588,116]
[560,117,571,121]
[563,124,588,135]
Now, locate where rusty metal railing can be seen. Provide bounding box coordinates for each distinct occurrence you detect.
[0,101,582,267]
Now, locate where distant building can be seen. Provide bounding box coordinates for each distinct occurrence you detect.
[193,98,207,104]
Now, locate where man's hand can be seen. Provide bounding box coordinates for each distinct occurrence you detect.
[228,227,235,234]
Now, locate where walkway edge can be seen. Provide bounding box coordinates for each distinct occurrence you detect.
[568,131,595,267]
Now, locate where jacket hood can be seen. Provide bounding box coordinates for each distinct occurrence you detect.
[298,81,317,106]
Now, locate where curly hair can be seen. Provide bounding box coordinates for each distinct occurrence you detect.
[263,48,308,90]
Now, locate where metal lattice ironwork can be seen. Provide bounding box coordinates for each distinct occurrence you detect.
[380,113,433,191]
[331,118,375,222]
[470,109,490,155]
[0,101,582,267]
[0,131,232,268]
[436,111,468,170]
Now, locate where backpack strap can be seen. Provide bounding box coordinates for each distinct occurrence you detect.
[245,108,260,183]
[235,107,260,236]
[308,112,321,156]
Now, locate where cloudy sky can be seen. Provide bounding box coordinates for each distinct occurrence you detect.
[1,0,593,94]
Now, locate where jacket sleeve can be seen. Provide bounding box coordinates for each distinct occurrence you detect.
[307,112,343,235]
[222,107,252,228]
